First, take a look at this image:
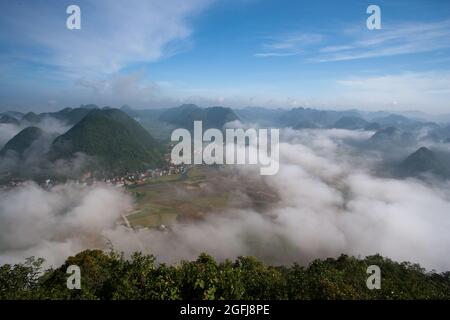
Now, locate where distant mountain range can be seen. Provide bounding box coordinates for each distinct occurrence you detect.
[133,104,240,131]
[3,104,450,134]
[2,104,450,180]
[159,104,232,130]
[332,116,379,130]
[0,114,20,125]
[117,105,450,146]
[0,105,96,127]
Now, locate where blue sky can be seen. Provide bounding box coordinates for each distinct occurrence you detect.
[1,0,450,113]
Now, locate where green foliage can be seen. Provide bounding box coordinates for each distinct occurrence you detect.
[0,257,45,299]
[1,251,449,300]
[235,256,287,300]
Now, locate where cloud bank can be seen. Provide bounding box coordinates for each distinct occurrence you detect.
[1,129,450,271]
[0,183,131,267]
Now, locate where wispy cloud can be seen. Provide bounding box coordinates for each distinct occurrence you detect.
[255,20,450,62]
[254,52,303,57]
[0,0,211,78]
[254,33,323,58]
[316,20,450,62]
[335,71,450,112]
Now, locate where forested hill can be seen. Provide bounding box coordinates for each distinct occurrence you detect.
[1,250,449,300]
[49,109,164,174]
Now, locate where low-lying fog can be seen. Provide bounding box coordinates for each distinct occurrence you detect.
[1,128,450,271]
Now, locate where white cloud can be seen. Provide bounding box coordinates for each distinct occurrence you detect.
[0,0,212,109]
[255,20,450,62]
[336,71,450,112]
[0,0,211,78]
[2,130,450,271]
[0,183,132,266]
[0,124,22,149]
[254,52,302,57]
[315,20,450,62]
[255,33,323,58]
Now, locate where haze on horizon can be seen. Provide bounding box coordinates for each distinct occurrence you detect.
[1,0,450,114]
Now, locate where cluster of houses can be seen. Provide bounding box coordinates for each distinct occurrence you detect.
[1,146,189,189]
[1,160,189,190]
[72,147,190,187]
[81,164,189,187]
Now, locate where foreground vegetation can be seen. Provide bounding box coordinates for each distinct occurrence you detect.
[1,250,449,300]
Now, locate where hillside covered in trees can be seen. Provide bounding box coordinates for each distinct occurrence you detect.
[1,250,449,300]
[49,109,164,175]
